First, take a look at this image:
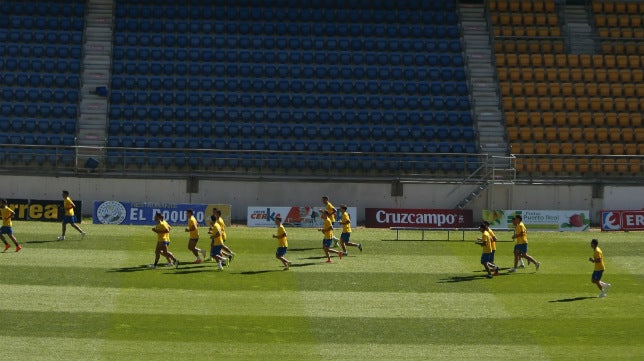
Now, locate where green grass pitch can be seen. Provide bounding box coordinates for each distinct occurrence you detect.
[0,220,642,361]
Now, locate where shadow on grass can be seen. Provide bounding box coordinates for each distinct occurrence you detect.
[548,296,596,303]
[238,262,318,275]
[107,265,152,273]
[288,247,319,252]
[438,272,510,283]
[23,239,64,244]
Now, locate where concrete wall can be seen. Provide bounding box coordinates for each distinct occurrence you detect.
[2,175,642,224]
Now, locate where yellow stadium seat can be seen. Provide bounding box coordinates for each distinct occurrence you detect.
[514,97,527,111]
[510,142,522,154]
[592,55,604,68]
[518,54,531,67]
[595,69,607,82]
[506,54,518,67]
[562,111,577,126]
[563,158,577,173]
[570,127,583,141]
[625,143,637,155]
[532,68,545,82]
[586,143,599,155]
[599,143,612,155]
[618,113,631,127]
[598,84,611,97]
[542,112,554,126]
[610,84,623,97]
[508,1,520,11]
[509,67,522,81]
[616,55,629,68]
[626,98,639,112]
[616,158,629,173]
[547,143,560,154]
[524,14,535,26]
[605,112,618,127]
[570,69,583,82]
[577,158,590,173]
[558,127,570,141]
[630,113,642,126]
[583,69,596,82]
[607,69,620,82]
[628,55,641,68]
[523,83,536,97]
[528,112,542,126]
[591,158,603,173]
[522,142,535,154]
[583,128,596,142]
[530,54,543,67]
[516,111,529,125]
[543,54,555,67]
[507,126,519,141]
[613,143,625,155]
[555,54,567,67]
[581,112,594,126]
[547,68,559,82]
[505,111,517,126]
[544,127,557,141]
[561,143,573,154]
[573,143,586,154]
[595,14,607,27]
[535,142,547,154]
[502,96,513,110]
[537,159,551,173]
[615,2,627,13]
[592,113,605,126]
[614,98,626,112]
[604,55,616,68]
[585,83,597,97]
[596,128,609,143]
[551,158,564,173]
[603,158,616,173]
[500,82,511,96]
[631,69,643,82]
[636,129,644,142]
[589,97,602,112]
[533,0,545,12]
[560,83,573,96]
[544,0,556,12]
[601,98,614,112]
[629,159,641,174]
[519,127,532,141]
[564,97,577,111]
[623,84,635,97]
[626,3,639,13]
[622,129,634,142]
[536,82,549,96]
[532,127,545,141]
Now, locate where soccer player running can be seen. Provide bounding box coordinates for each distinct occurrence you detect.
[338,205,362,256]
[149,212,178,268]
[209,209,234,262]
[589,238,611,298]
[483,221,496,265]
[273,216,291,270]
[508,215,540,273]
[0,199,21,252]
[58,190,86,240]
[184,209,206,264]
[321,196,341,247]
[475,223,499,278]
[319,210,343,263]
[208,215,228,270]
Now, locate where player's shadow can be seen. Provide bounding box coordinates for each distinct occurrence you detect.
[239,262,317,275]
[438,273,507,283]
[548,296,596,303]
[108,265,151,273]
[24,239,63,244]
[288,247,319,252]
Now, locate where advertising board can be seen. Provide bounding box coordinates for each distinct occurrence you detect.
[247,206,357,228]
[601,210,644,231]
[364,208,473,228]
[93,201,230,226]
[482,210,590,231]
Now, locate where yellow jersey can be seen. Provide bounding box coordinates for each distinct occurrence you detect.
[276,224,288,248]
[211,222,224,245]
[593,247,605,271]
[488,228,497,251]
[187,215,199,239]
[217,217,227,240]
[64,196,75,216]
[514,222,528,245]
[325,201,336,223]
[480,230,493,253]
[322,218,333,239]
[155,220,171,242]
[1,206,14,227]
[341,212,351,233]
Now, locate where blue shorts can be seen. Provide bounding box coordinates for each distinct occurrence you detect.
[481,253,493,264]
[322,239,333,248]
[490,250,496,262]
[276,247,287,257]
[592,270,604,281]
[0,226,13,235]
[62,215,77,224]
[210,245,223,258]
[514,243,528,254]
[340,232,350,243]
[163,241,170,246]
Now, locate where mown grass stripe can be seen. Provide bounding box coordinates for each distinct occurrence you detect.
[0,284,509,319]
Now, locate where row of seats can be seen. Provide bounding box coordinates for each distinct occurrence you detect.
[494,26,561,37]
[500,81,644,97]
[2,88,78,103]
[0,149,75,167]
[0,2,84,16]
[109,108,474,125]
[493,39,564,54]
[512,142,643,155]
[496,53,644,68]
[107,136,476,153]
[0,16,84,32]
[595,14,644,27]
[597,27,644,39]
[107,151,477,173]
[0,118,76,133]
[491,13,559,26]
[0,73,80,88]
[0,103,78,118]
[498,67,643,82]
[113,47,464,65]
[108,121,475,141]
[109,91,470,110]
[115,7,458,24]
[489,0,555,12]
[0,133,76,146]
[503,96,643,112]
[516,157,642,174]
[0,30,83,45]
[592,1,644,14]
[115,21,461,38]
[111,76,468,96]
[599,40,644,55]
[505,111,643,127]
[112,62,467,81]
[1,57,81,73]
[508,126,644,143]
